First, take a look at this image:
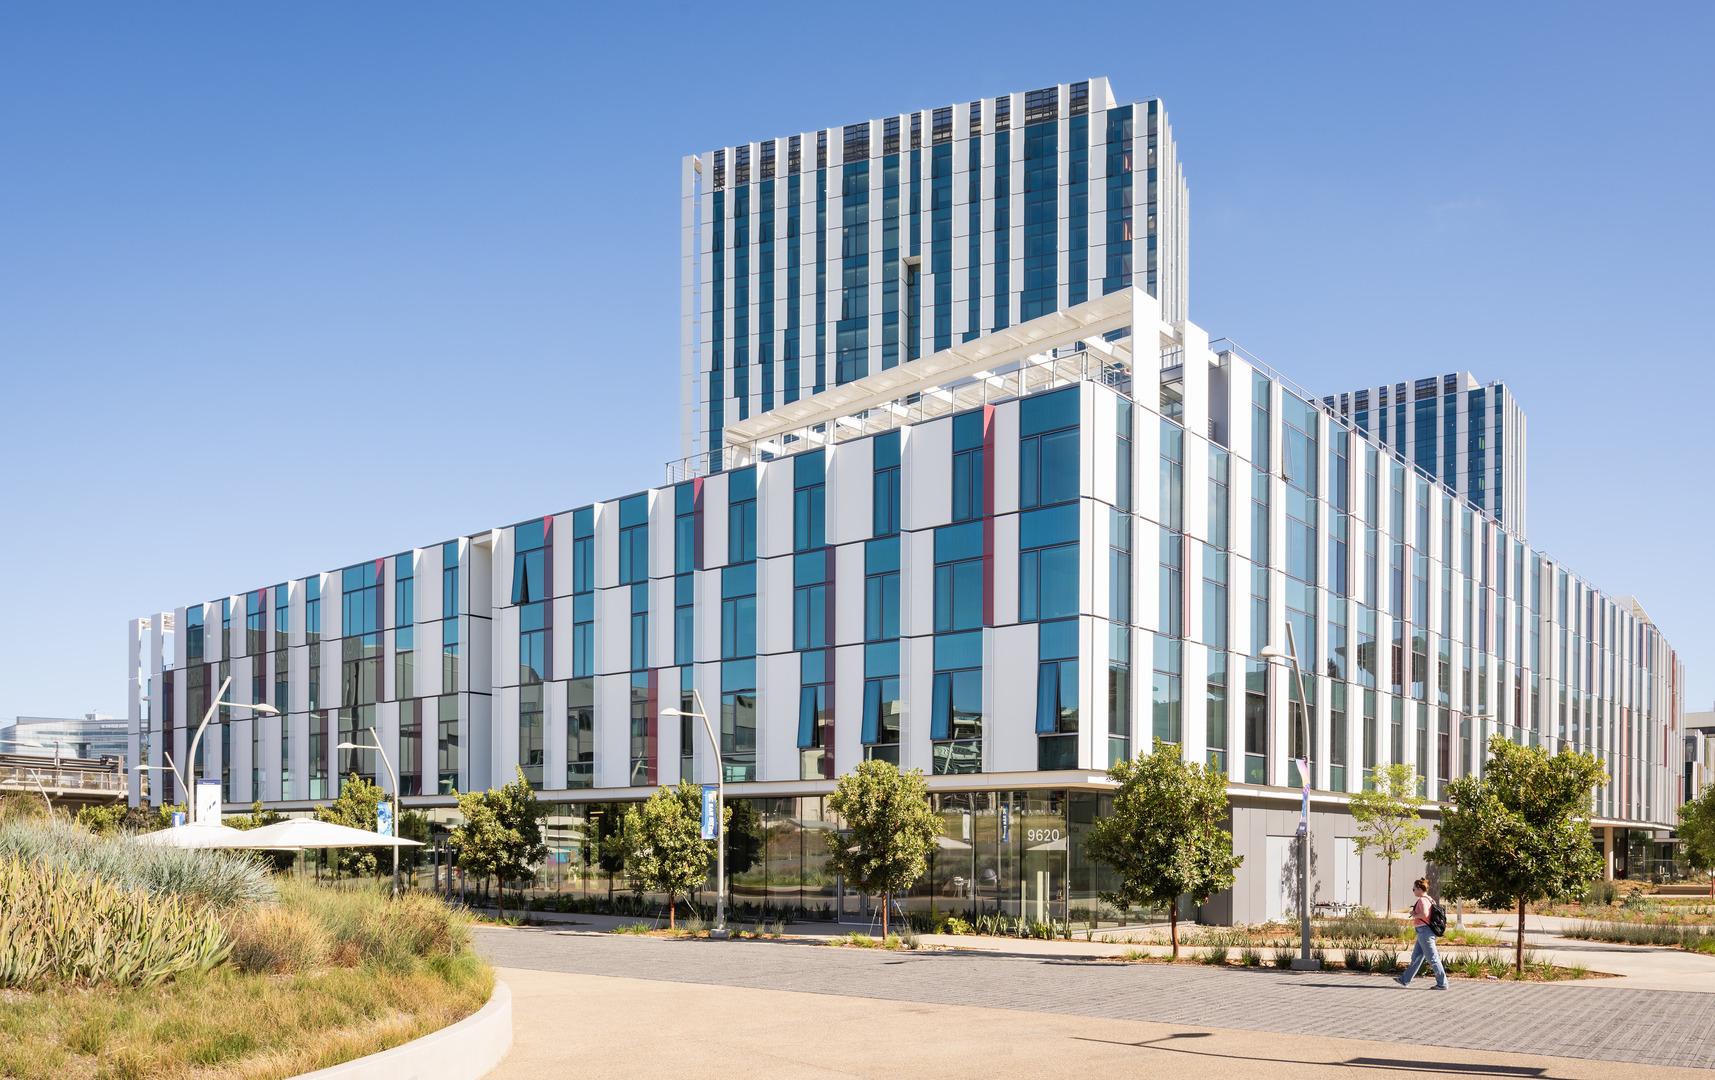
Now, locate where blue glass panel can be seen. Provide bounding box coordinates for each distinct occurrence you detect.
[1039,618,1078,660]
[935,521,985,562]
[934,630,982,671]
[1019,504,1079,550]
[1020,386,1079,436]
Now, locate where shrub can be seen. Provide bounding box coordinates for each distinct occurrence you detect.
[1582,879,1620,906]
[612,922,654,935]
[1343,948,1366,972]
[1368,949,1400,974]
[1271,946,1296,969]
[1240,947,1262,967]
[1564,920,1715,951]
[0,856,229,989]
[1202,946,1229,965]
[0,819,274,908]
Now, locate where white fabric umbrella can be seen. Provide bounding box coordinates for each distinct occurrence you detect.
[133,823,258,849]
[238,818,422,850]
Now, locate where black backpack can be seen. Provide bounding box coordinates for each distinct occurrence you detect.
[1428,901,1447,937]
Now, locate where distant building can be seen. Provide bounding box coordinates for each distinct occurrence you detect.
[1686,705,1715,802]
[0,713,130,761]
[1323,373,1526,536]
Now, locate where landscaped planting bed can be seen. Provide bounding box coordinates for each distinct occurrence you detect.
[0,817,491,1080]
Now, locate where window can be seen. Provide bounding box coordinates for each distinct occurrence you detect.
[793,551,829,650]
[1020,505,1079,623]
[441,542,459,692]
[1153,637,1181,745]
[1330,683,1348,792]
[872,430,900,537]
[1109,505,1132,767]
[618,495,649,585]
[571,594,594,678]
[1019,387,1078,509]
[629,583,648,671]
[674,482,698,574]
[1207,652,1228,773]
[1037,619,1078,769]
[864,538,900,642]
[520,601,547,684]
[629,673,653,786]
[951,410,986,522]
[727,468,757,564]
[511,519,548,605]
[797,651,831,780]
[567,678,594,788]
[437,696,458,795]
[930,631,982,774]
[721,659,756,782]
[721,564,757,658]
[517,684,543,786]
[935,522,986,632]
[309,710,328,799]
[398,698,421,796]
[674,573,694,666]
[395,552,415,699]
[1244,660,1267,784]
[794,451,826,552]
[862,642,902,764]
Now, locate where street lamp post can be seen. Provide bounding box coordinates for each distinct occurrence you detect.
[183,675,279,823]
[134,751,188,811]
[660,689,726,937]
[1261,621,1319,970]
[337,727,400,898]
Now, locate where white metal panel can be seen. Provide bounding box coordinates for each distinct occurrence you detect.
[987,623,1037,772]
[594,674,630,788]
[903,418,951,532]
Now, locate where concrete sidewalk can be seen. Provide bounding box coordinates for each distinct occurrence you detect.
[486,964,1714,1079]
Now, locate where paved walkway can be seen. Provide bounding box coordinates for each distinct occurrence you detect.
[475,927,1715,1071]
[486,964,1713,1080]
[481,905,1715,991]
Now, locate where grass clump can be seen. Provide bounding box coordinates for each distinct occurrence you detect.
[1239,946,1262,967]
[1343,947,1367,972]
[0,818,274,908]
[1271,946,1296,969]
[1202,946,1229,965]
[612,921,655,935]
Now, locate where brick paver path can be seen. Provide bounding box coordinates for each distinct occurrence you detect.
[473,932,1715,1076]
[475,928,1715,1071]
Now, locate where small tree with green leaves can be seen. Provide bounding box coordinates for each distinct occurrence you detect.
[74,802,130,836]
[622,782,726,929]
[825,760,940,938]
[1430,736,1606,974]
[1350,763,1431,914]
[316,774,386,877]
[1085,739,1242,958]
[449,766,546,920]
[1677,784,1715,899]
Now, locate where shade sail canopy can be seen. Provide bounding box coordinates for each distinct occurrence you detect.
[238,818,422,849]
[132,823,258,848]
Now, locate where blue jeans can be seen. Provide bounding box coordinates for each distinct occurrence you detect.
[1399,924,1447,988]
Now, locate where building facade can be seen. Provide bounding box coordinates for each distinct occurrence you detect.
[1,713,130,761]
[129,80,1683,926]
[1323,373,1526,536]
[680,77,1189,471]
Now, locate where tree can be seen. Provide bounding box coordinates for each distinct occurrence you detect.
[1677,784,1715,899]
[1349,763,1431,914]
[1085,739,1243,958]
[622,782,725,929]
[449,767,546,921]
[824,760,940,939]
[316,774,386,877]
[1430,736,1606,975]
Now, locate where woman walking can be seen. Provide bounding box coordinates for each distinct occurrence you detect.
[1396,876,1448,990]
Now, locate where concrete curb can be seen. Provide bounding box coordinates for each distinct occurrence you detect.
[292,979,513,1080]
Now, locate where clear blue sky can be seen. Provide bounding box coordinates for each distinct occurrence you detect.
[1,1,1710,719]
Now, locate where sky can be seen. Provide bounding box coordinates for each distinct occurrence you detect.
[1,1,1711,719]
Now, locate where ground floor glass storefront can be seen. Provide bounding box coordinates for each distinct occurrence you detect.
[413,788,1154,930]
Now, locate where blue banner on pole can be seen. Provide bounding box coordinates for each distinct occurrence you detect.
[376,800,394,837]
[700,785,719,840]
